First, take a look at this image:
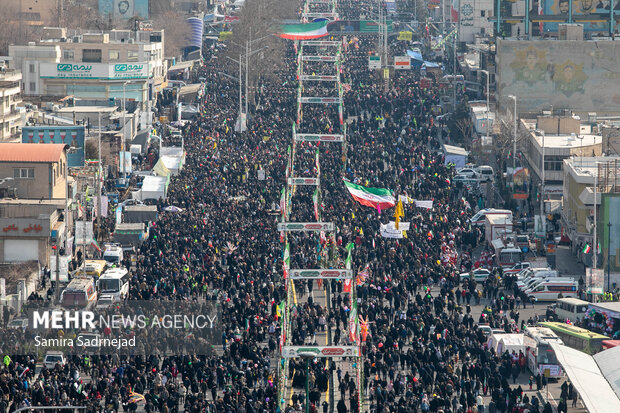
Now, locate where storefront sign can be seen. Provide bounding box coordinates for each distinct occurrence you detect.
[0,219,50,238]
[41,62,148,80]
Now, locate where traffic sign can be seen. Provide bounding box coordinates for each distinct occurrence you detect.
[277,222,334,231]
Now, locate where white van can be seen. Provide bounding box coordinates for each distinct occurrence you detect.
[526,280,579,302]
[555,298,589,323]
[470,209,513,226]
[97,267,130,301]
[516,269,558,288]
[475,165,494,182]
[61,277,97,309]
[522,277,575,293]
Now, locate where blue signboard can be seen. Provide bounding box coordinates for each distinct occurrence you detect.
[22,126,85,167]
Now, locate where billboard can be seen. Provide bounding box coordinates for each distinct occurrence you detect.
[497,39,620,113]
[99,0,149,20]
[22,126,85,167]
[513,167,530,199]
[542,0,616,32]
[40,63,148,80]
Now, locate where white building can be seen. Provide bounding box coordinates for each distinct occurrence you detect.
[9,28,167,110]
[0,69,23,141]
[458,0,494,43]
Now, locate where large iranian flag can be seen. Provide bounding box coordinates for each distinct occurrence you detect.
[277,21,329,40]
[344,180,395,209]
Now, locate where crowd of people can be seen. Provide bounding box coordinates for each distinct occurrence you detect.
[0,1,574,413]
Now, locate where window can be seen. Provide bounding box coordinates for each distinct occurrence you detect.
[29,64,35,73]
[63,50,74,60]
[29,82,36,92]
[82,49,102,63]
[109,50,120,61]
[13,168,34,179]
[544,155,565,172]
[481,10,486,17]
[127,50,139,61]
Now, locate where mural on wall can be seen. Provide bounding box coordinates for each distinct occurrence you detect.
[498,40,620,112]
[510,46,550,86]
[543,0,615,32]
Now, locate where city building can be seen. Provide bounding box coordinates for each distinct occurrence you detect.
[521,115,603,199]
[0,143,68,200]
[0,69,24,141]
[0,143,71,263]
[456,0,494,43]
[561,157,619,252]
[8,28,167,110]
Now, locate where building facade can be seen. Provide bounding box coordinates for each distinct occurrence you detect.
[9,29,166,109]
[0,70,23,141]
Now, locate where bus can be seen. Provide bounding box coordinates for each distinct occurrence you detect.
[539,322,609,355]
[61,277,97,310]
[524,326,564,378]
[555,298,590,323]
[97,267,130,301]
[498,247,522,269]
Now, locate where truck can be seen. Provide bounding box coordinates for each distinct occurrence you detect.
[123,205,158,224]
[112,223,149,251]
[485,214,514,245]
[103,243,124,266]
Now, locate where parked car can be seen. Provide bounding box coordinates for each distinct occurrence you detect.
[7,318,28,329]
[460,268,492,282]
[456,167,478,179]
[43,351,66,369]
[504,262,532,275]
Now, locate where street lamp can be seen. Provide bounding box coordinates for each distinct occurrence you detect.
[480,70,490,140]
[506,95,517,171]
[608,221,612,292]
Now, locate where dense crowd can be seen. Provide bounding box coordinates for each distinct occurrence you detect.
[0,2,568,413]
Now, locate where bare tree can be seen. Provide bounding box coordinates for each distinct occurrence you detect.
[153,10,190,58]
[0,3,36,56]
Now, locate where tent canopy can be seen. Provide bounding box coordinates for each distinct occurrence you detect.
[550,342,620,413]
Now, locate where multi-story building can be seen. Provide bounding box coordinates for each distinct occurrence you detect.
[9,28,167,109]
[0,69,23,141]
[521,115,603,200]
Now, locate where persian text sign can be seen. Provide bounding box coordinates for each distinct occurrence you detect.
[288,177,319,185]
[277,222,334,231]
[289,269,353,279]
[294,133,344,142]
[302,55,338,62]
[282,346,360,358]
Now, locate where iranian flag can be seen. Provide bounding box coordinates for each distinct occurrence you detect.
[344,180,395,209]
[277,21,329,40]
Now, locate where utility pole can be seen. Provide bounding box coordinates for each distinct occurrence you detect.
[245,40,249,117]
[97,112,102,246]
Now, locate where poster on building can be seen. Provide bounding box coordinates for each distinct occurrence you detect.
[497,39,620,113]
[22,126,85,167]
[99,0,149,20]
[542,0,616,32]
[587,268,604,295]
[513,167,530,199]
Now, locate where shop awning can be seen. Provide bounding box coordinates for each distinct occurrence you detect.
[550,342,620,413]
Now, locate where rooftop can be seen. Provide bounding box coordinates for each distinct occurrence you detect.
[531,132,602,149]
[0,143,66,163]
[565,156,620,177]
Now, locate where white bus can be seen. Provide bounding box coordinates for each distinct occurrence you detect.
[97,267,130,301]
[555,298,590,323]
[525,326,564,378]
